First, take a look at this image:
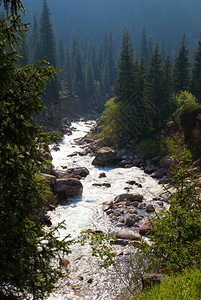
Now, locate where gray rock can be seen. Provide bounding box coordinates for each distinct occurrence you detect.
[92,147,117,167]
[151,168,167,179]
[55,178,83,199]
[145,203,155,212]
[67,167,89,178]
[115,229,141,240]
[114,193,143,203]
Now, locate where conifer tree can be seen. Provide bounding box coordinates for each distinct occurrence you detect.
[39,0,59,103]
[58,37,65,70]
[140,26,149,64]
[107,33,117,87]
[29,15,40,64]
[114,29,136,102]
[114,29,145,140]
[18,37,29,67]
[89,44,100,81]
[144,42,163,128]
[72,47,85,97]
[102,59,110,95]
[173,33,190,92]
[63,48,72,95]
[0,10,69,299]
[85,62,95,97]
[191,36,201,102]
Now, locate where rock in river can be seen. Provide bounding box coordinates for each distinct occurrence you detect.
[115,229,141,241]
[92,147,117,167]
[55,178,83,199]
[114,193,143,203]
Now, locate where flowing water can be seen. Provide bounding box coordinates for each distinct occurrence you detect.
[48,121,164,300]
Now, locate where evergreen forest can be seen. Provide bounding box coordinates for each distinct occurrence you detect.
[1,0,201,299]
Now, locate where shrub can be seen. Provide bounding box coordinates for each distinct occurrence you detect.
[140,138,159,157]
[179,102,201,142]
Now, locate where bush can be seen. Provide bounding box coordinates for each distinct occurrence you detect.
[179,102,201,142]
[140,138,159,157]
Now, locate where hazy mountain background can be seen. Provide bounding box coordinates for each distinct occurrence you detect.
[22,0,201,55]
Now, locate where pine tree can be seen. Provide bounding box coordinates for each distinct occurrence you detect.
[191,36,201,102]
[102,59,110,95]
[18,37,29,67]
[39,0,57,67]
[140,26,149,64]
[114,29,145,140]
[114,29,136,102]
[63,47,72,95]
[85,62,94,97]
[89,44,100,81]
[173,33,190,92]
[0,12,69,299]
[72,47,85,98]
[160,37,166,62]
[39,0,59,104]
[29,15,40,64]
[107,33,117,87]
[144,42,163,128]
[58,37,65,70]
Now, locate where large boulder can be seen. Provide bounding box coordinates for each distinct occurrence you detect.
[67,167,89,178]
[151,168,167,179]
[114,193,143,203]
[115,229,141,241]
[54,178,83,199]
[92,147,117,167]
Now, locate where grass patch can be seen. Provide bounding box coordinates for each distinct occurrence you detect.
[135,268,201,300]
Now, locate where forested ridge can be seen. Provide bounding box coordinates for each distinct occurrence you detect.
[1,0,201,299]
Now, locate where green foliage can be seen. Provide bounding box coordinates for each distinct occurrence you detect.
[0,14,70,299]
[96,97,122,147]
[144,148,201,272]
[136,267,201,300]
[174,90,197,106]
[191,36,201,103]
[78,230,116,268]
[179,102,201,142]
[140,138,159,157]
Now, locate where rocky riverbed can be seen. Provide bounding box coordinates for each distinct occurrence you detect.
[46,119,172,300]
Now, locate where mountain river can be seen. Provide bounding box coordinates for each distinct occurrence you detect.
[48,120,164,300]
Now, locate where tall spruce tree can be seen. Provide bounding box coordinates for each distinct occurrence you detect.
[114,29,145,140]
[191,36,201,102]
[85,62,95,97]
[114,29,136,102]
[140,26,150,64]
[63,47,72,95]
[29,15,40,64]
[58,37,65,70]
[72,47,85,98]
[144,42,163,128]
[39,0,59,103]
[18,37,29,67]
[173,33,190,92]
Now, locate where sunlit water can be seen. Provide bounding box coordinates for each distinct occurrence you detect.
[48,121,163,300]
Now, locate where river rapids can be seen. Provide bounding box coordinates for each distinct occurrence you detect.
[48,120,164,300]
